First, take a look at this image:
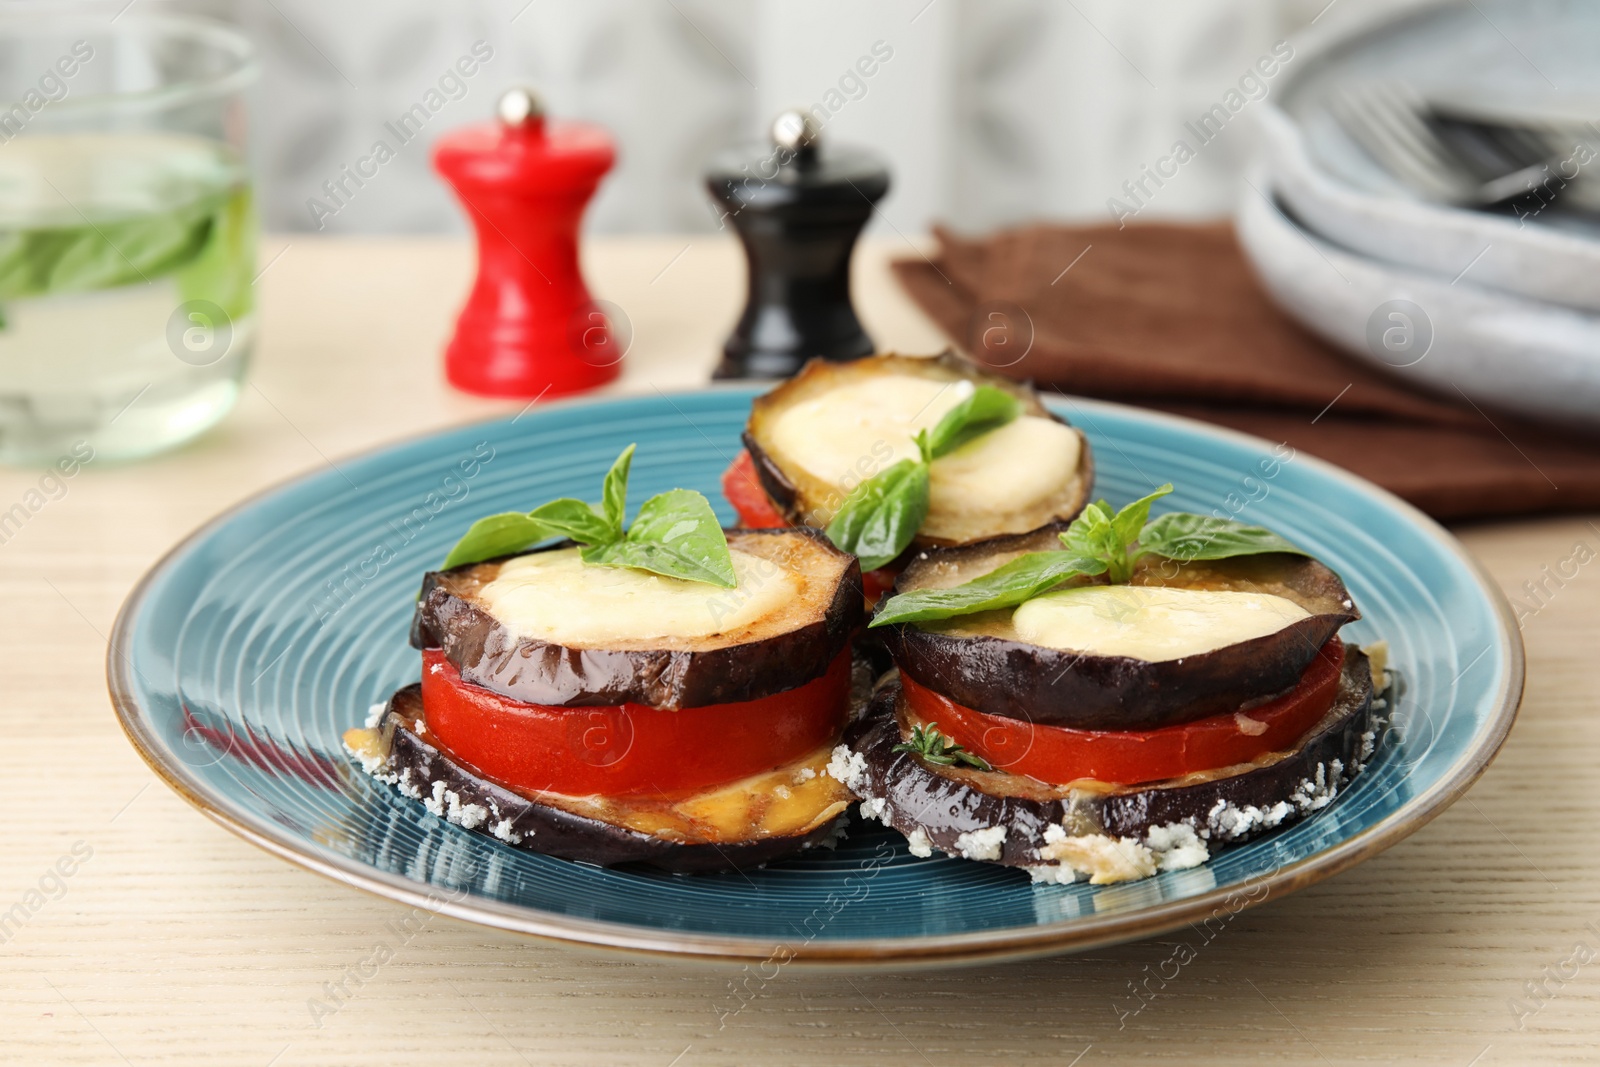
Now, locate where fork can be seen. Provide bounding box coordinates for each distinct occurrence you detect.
[1326,81,1589,209]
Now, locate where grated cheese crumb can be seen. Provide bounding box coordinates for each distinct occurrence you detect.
[420,779,490,829]
[1040,833,1156,884]
[445,790,489,830]
[954,825,1007,862]
[423,779,449,817]
[342,732,390,778]
[1145,823,1209,871]
[1358,730,1377,764]
[395,766,423,800]
[904,828,934,857]
[825,744,868,790]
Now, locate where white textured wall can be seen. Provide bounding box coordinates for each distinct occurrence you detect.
[168,0,1375,235]
[753,1,953,237]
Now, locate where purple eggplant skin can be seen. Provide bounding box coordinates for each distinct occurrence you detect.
[375,686,845,873]
[741,430,803,526]
[740,351,1094,548]
[411,527,863,711]
[881,550,1360,730]
[845,646,1375,870]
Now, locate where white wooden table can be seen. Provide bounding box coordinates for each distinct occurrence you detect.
[3,235,1595,1066]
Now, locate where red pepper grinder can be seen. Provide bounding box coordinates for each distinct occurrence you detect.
[433,88,619,398]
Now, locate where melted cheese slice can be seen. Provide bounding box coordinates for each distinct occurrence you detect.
[764,374,1080,532]
[1011,585,1310,662]
[475,548,799,646]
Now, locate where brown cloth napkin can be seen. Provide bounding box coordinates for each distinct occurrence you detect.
[893,222,1600,521]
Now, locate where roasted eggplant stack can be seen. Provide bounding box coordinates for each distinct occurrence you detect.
[837,485,1382,884]
[723,352,1094,596]
[413,528,859,711]
[883,530,1358,730]
[345,447,862,872]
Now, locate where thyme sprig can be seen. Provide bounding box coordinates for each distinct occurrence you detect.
[892,724,993,771]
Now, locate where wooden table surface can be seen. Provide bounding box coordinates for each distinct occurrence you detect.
[3,235,1595,1066]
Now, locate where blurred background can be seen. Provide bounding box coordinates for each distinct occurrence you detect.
[4,0,1598,508]
[171,0,1384,236]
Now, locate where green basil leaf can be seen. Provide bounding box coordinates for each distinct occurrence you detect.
[434,443,736,588]
[32,230,112,293]
[582,488,736,587]
[1138,512,1310,562]
[600,443,633,536]
[824,459,931,572]
[439,512,552,570]
[1059,500,1114,559]
[581,539,732,587]
[869,550,1105,627]
[528,444,635,545]
[47,205,212,293]
[1056,485,1174,582]
[528,497,614,546]
[0,230,53,298]
[176,186,257,321]
[1111,483,1174,549]
[923,385,1021,460]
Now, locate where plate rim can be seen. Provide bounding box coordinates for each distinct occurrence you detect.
[106,387,1526,967]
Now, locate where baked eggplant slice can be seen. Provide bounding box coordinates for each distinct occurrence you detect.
[414,527,862,710]
[346,685,852,872]
[743,352,1094,549]
[881,541,1359,730]
[836,649,1375,885]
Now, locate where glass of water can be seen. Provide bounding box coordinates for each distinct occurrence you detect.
[0,8,258,464]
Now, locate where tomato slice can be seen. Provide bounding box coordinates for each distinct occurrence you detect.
[722,450,790,529]
[419,648,850,798]
[903,639,1346,786]
[862,564,899,608]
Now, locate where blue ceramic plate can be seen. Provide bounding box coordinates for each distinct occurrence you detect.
[109,389,1522,965]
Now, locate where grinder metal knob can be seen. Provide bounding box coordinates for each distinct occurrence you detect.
[704,111,891,380]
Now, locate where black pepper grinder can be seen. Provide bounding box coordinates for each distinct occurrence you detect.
[705,110,890,379]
